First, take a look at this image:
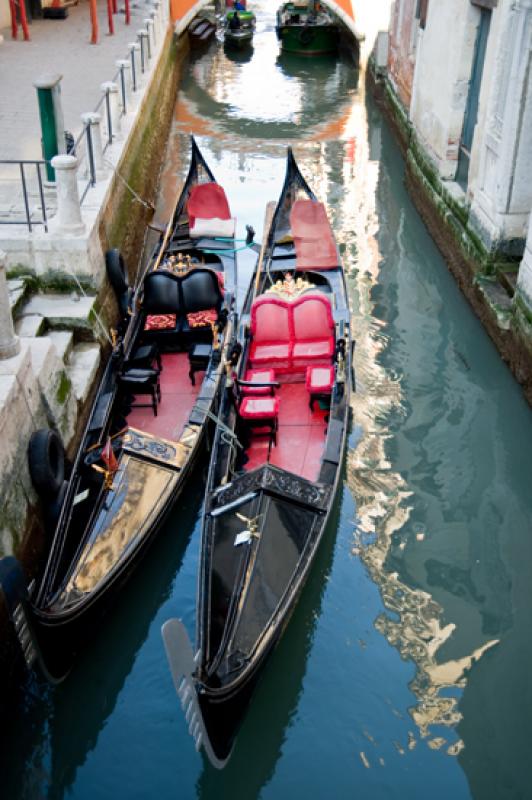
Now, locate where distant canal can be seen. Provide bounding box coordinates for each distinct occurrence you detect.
[3,3,532,798]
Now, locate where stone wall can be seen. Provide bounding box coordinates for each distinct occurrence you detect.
[368,64,532,404]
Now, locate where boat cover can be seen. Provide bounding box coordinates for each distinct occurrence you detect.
[290,199,338,270]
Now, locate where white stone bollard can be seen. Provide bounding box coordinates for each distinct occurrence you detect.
[81,112,106,180]
[0,251,20,360]
[100,81,122,141]
[50,155,85,235]
[128,42,141,90]
[115,59,132,112]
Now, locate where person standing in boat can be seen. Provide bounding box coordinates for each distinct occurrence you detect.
[234,0,245,9]
[229,10,241,29]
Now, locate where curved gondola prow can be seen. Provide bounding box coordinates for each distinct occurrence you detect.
[162,618,229,769]
[266,147,317,253]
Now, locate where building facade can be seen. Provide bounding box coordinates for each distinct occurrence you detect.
[378,0,532,399]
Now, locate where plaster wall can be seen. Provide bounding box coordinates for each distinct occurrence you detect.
[516,213,532,309]
[469,0,532,250]
[388,0,417,109]
[410,0,479,177]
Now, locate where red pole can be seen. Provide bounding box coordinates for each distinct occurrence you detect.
[9,0,18,39]
[125,0,130,25]
[17,0,31,41]
[89,0,99,43]
[112,0,117,13]
[107,0,114,34]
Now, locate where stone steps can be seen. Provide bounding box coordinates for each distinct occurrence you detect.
[10,287,102,427]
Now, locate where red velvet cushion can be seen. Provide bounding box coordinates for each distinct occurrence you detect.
[187,183,231,228]
[187,308,217,328]
[250,296,291,343]
[242,369,275,396]
[306,365,335,393]
[250,342,291,365]
[144,314,177,331]
[239,396,280,420]
[293,340,334,359]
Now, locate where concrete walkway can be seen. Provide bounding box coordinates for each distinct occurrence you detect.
[0,0,157,163]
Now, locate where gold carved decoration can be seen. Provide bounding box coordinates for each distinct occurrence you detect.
[265,272,315,300]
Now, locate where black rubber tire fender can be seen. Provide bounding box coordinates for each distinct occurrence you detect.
[28,429,65,497]
[105,248,129,296]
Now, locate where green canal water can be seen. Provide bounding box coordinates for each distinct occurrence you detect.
[3,4,532,798]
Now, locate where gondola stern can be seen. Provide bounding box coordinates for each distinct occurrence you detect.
[0,556,62,681]
[161,617,229,770]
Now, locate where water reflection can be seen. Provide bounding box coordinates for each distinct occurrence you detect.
[0,481,202,799]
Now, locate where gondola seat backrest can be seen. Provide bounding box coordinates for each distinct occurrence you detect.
[187,183,235,239]
[143,271,181,315]
[250,296,292,367]
[142,268,224,336]
[291,293,335,367]
[181,268,223,313]
[249,292,334,372]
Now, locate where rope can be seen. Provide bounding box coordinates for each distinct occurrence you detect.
[66,271,113,345]
[195,402,242,470]
[103,157,154,212]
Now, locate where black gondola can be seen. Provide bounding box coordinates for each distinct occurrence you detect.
[162,147,353,767]
[1,137,250,681]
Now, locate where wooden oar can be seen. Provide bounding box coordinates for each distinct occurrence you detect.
[252,200,276,303]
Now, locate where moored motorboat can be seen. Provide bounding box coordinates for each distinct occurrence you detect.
[0,137,253,681]
[188,15,216,49]
[224,9,255,48]
[162,147,353,766]
[276,0,339,55]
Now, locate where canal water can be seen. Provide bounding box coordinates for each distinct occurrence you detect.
[3,4,532,798]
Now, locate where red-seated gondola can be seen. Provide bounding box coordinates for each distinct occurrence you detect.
[162,147,354,766]
[0,137,252,681]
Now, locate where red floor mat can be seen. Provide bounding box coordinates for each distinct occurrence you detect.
[126,352,202,441]
[244,383,328,482]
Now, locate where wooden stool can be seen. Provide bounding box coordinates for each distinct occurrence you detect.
[188,343,212,385]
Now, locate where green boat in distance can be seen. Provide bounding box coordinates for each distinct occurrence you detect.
[276,0,339,55]
[224,9,256,48]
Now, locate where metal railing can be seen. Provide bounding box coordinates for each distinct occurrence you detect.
[0,160,49,232]
[0,13,160,230]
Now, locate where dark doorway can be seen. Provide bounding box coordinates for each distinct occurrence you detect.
[456,6,491,189]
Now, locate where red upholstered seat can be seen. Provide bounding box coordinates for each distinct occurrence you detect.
[187,183,231,227]
[306,365,335,393]
[242,369,276,396]
[291,293,335,366]
[239,396,280,420]
[250,296,291,367]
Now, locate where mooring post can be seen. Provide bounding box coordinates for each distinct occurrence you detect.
[143,18,153,58]
[100,81,122,141]
[116,58,132,113]
[128,41,140,91]
[50,154,85,235]
[0,251,20,360]
[81,112,106,180]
